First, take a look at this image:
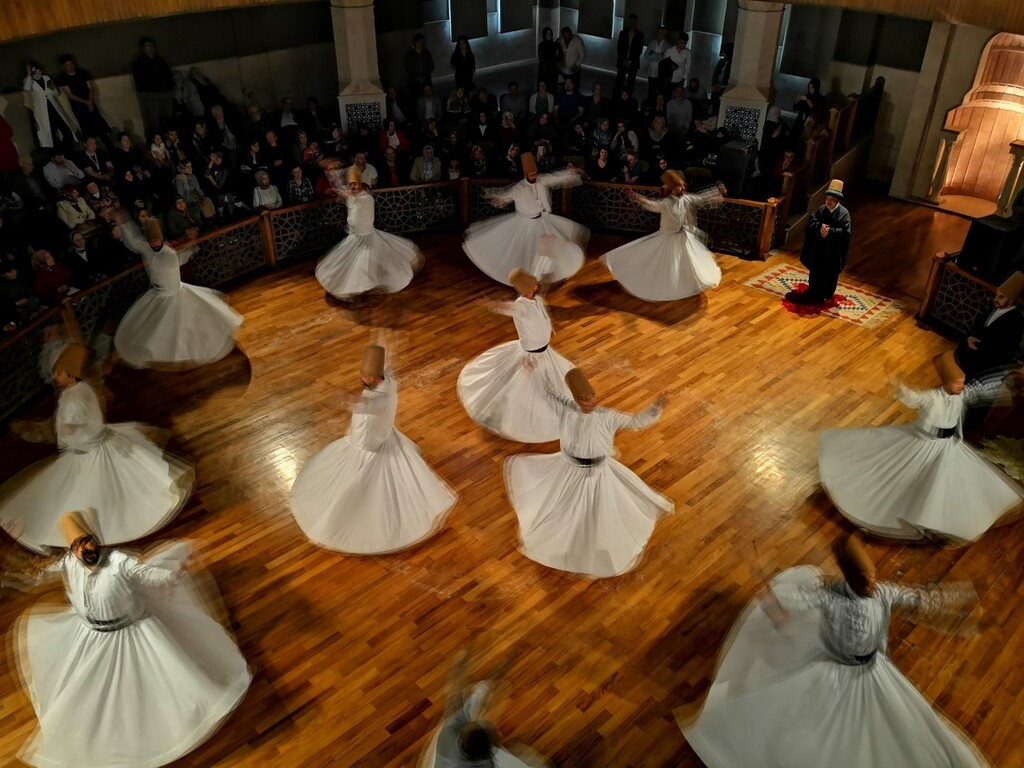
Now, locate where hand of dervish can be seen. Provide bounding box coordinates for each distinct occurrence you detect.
[820,224,830,238]
[967,336,980,350]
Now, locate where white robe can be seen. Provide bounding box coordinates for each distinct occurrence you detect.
[0,381,193,552]
[114,243,242,368]
[315,191,420,299]
[457,295,575,443]
[819,383,1024,543]
[681,565,989,767]
[503,395,673,577]
[463,172,589,286]
[601,190,722,301]
[16,542,251,767]
[22,75,80,149]
[290,374,456,554]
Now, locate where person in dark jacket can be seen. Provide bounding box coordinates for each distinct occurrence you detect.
[955,271,1024,381]
[787,179,851,305]
[405,34,434,98]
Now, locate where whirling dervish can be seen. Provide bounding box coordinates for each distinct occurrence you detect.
[0,344,193,553]
[12,512,252,768]
[290,344,456,554]
[818,351,1024,544]
[503,367,673,577]
[680,536,989,768]
[114,219,242,368]
[601,171,723,301]
[462,152,589,286]
[457,256,575,443]
[315,165,423,300]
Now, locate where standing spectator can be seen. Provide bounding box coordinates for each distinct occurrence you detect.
[78,136,113,183]
[500,82,528,123]
[56,54,111,151]
[664,33,691,97]
[385,86,415,128]
[405,34,434,98]
[188,68,230,118]
[132,38,176,134]
[285,166,315,204]
[529,81,554,118]
[23,62,80,152]
[352,152,378,188]
[537,28,559,91]
[173,159,208,223]
[410,145,441,184]
[43,152,84,190]
[252,170,283,210]
[666,85,694,136]
[643,26,672,101]
[558,27,587,86]
[615,14,645,96]
[583,83,611,127]
[417,85,443,129]
[711,42,734,99]
[450,36,476,92]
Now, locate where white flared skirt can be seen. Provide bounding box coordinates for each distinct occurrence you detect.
[290,429,456,554]
[457,341,574,443]
[0,425,194,553]
[680,566,988,768]
[16,543,252,768]
[463,212,588,286]
[504,452,673,577]
[601,229,721,301]
[819,425,1024,543]
[315,229,420,299]
[114,284,242,369]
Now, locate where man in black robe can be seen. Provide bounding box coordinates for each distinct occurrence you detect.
[955,270,1024,381]
[787,179,851,305]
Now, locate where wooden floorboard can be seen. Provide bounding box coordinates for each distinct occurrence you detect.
[1,197,1018,768]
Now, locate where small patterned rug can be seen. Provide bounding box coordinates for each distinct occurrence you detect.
[744,265,905,328]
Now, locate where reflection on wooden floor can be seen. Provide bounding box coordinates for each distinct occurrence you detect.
[2,198,1020,768]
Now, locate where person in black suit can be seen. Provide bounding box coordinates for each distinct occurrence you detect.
[615,14,645,96]
[955,271,1024,381]
[787,179,851,305]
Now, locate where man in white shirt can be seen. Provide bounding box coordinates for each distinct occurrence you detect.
[557,27,587,85]
[43,151,85,190]
[665,85,694,135]
[643,25,672,101]
[353,151,378,188]
[665,33,691,97]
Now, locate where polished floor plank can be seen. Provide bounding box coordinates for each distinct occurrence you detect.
[0,198,1019,767]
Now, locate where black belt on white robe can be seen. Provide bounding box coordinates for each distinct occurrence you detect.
[935,426,957,439]
[85,614,139,632]
[565,453,605,467]
[525,344,548,353]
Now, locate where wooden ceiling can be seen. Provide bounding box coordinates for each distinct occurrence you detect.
[1,0,1023,44]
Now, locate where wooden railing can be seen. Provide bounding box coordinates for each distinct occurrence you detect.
[1,179,780,419]
[918,251,1004,335]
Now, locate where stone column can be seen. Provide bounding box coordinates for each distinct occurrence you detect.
[718,0,785,142]
[331,0,387,134]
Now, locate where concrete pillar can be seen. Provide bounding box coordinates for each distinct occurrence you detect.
[926,129,958,203]
[331,0,387,134]
[719,0,785,142]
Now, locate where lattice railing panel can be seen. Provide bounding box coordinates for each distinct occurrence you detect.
[68,268,150,344]
[569,184,661,233]
[696,200,765,259]
[374,184,460,233]
[469,181,516,223]
[928,264,996,334]
[0,313,59,420]
[188,220,265,288]
[271,202,348,263]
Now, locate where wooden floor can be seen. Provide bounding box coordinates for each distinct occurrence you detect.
[2,196,1019,768]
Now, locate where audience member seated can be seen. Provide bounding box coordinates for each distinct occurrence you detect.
[82,180,119,221]
[642,93,667,123]
[618,151,645,184]
[554,77,584,130]
[666,86,693,136]
[583,83,611,127]
[385,85,415,129]
[238,139,266,186]
[114,169,149,213]
[173,159,209,224]
[529,81,554,118]
[587,147,617,181]
[274,96,301,141]
[470,87,498,120]
[467,144,489,178]
[685,78,707,104]
[166,195,201,241]
[610,119,640,159]
[645,116,672,162]
[645,155,670,185]
[496,143,521,178]
[590,118,613,156]
[410,145,441,183]
[379,119,411,155]
[262,130,288,183]
[252,170,283,210]
[64,230,114,285]
[526,112,558,150]
[793,77,826,134]
[417,85,443,129]
[468,112,496,153]
[300,97,330,140]
[164,129,190,170]
[497,112,521,146]
[500,82,528,123]
[285,166,315,205]
[190,119,215,163]
[292,130,314,168]
[439,130,464,166]
[313,157,342,196]
[11,156,51,211]
[100,221,140,270]
[205,151,240,216]
[244,103,271,141]
[378,147,410,188]
[562,123,589,166]
[444,157,461,180]
[111,133,151,180]
[445,87,473,125]
[56,185,96,232]
[29,249,73,308]
[78,137,114,183]
[208,104,241,154]
[2,259,44,330]
[352,152,378,188]
[611,87,639,127]
[44,151,85,190]
[421,118,443,150]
